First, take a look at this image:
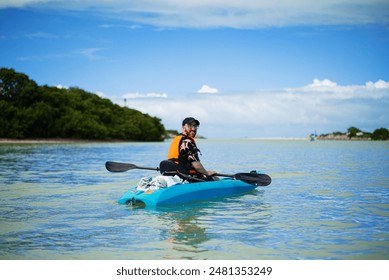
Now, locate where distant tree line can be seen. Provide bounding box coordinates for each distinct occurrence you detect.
[0,68,166,141]
[319,126,389,140]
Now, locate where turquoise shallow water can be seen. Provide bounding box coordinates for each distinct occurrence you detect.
[0,139,388,259]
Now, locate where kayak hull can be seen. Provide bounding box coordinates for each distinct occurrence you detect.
[118,178,257,206]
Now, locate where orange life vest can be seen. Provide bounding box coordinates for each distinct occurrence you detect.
[167,134,183,161]
[167,134,197,174]
[168,134,197,160]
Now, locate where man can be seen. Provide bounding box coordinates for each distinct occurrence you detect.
[167,117,217,181]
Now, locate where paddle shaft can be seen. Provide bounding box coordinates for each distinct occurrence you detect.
[105,161,271,186]
[135,166,159,171]
[107,162,230,176]
[215,173,234,177]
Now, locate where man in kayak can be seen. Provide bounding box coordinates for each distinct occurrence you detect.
[167,117,218,181]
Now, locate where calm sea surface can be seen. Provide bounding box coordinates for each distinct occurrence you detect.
[0,139,388,260]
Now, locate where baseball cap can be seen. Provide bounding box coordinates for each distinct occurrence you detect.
[182,117,200,126]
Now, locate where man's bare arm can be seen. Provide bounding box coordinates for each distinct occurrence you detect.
[192,161,216,176]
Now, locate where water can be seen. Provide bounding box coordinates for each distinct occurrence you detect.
[0,139,388,260]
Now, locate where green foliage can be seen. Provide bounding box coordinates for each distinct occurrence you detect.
[333,131,344,136]
[347,126,361,138]
[319,127,388,140]
[0,68,166,141]
[372,128,389,140]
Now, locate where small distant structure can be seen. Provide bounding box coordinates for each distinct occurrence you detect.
[308,130,317,141]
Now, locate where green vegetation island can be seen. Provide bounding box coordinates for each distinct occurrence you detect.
[0,68,166,142]
[316,127,389,141]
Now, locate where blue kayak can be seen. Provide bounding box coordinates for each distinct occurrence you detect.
[118,178,257,206]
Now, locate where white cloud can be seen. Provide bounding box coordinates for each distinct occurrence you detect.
[1,1,388,28]
[56,84,68,89]
[291,78,389,100]
[121,79,389,138]
[18,48,106,62]
[94,91,105,98]
[99,24,141,30]
[366,80,389,89]
[123,92,168,99]
[77,48,105,60]
[197,84,219,94]
[306,78,338,89]
[25,32,58,39]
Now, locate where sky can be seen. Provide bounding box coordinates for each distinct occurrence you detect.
[1,0,389,138]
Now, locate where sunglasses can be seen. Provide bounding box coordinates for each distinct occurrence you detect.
[187,124,199,130]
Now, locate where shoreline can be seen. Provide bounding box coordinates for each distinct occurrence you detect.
[0,138,131,144]
[1,137,386,144]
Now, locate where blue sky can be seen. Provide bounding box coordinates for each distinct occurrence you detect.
[1,1,389,138]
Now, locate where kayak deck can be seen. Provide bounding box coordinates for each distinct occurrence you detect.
[118,178,257,206]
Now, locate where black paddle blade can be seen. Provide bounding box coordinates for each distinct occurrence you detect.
[105,161,137,172]
[234,173,272,186]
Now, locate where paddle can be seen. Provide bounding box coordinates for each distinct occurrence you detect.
[105,161,271,186]
[105,161,159,172]
[215,172,271,186]
[105,161,204,182]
